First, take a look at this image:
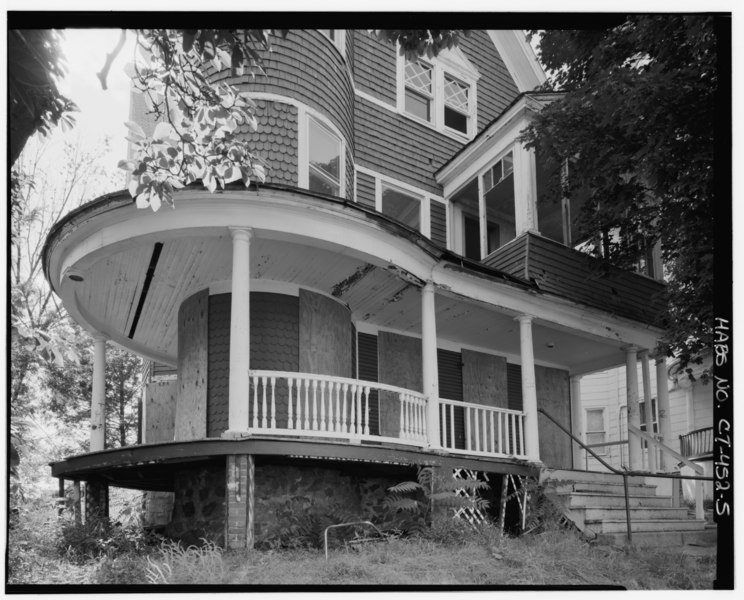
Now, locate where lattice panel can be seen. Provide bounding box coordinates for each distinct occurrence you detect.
[452,468,489,525]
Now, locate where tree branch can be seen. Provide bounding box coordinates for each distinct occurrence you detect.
[97,29,127,91]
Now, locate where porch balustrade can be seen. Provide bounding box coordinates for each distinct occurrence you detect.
[439,398,527,458]
[246,370,528,459]
[679,426,714,458]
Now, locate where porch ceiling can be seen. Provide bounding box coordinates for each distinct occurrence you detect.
[71,231,627,372]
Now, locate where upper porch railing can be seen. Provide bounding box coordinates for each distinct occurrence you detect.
[247,370,527,459]
[679,426,714,458]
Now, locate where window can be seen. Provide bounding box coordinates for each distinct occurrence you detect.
[381,184,421,231]
[404,61,433,122]
[639,398,659,449]
[307,115,343,197]
[398,49,479,139]
[585,408,607,454]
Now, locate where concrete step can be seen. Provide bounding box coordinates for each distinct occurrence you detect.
[587,518,706,534]
[547,481,659,496]
[597,527,717,548]
[576,506,689,522]
[541,469,648,486]
[565,492,672,509]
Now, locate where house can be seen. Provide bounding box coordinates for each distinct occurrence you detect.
[579,354,714,501]
[45,29,696,549]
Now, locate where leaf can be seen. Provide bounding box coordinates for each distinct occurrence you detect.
[124,121,146,140]
[135,192,150,210]
[118,160,135,171]
[387,481,423,494]
[128,178,140,198]
[153,122,177,142]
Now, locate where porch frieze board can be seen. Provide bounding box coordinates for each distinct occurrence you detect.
[431,263,662,350]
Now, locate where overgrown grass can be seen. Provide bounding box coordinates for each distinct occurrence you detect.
[7,504,715,588]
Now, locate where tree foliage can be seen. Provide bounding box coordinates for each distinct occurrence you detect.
[522,17,718,368]
[8,30,78,165]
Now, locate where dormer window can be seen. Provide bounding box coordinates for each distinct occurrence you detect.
[404,60,434,121]
[397,49,479,140]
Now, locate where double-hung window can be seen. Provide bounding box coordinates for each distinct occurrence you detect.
[404,60,434,122]
[307,115,342,197]
[398,49,479,139]
[585,408,607,454]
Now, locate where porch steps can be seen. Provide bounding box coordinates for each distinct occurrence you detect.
[540,469,714,549]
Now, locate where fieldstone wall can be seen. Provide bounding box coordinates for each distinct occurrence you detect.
[253,463,403,547]
[166,465,226,547]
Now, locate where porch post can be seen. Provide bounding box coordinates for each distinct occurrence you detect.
[640,350,656,472]
[625,346,642,470]
[90,335,107,451]
[227,227,252,434]
[421,281,440,449]
[570,375,584,469]
[517,315,540,461]
[513,142,539,235]
[655,355,672,471]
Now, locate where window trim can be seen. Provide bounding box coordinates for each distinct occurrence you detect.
[376,180,427,236]
[396,48,479,141]
[298,107,346,198]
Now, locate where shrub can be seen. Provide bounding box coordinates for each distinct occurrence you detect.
[57,517,159,564]
[93,553,151,584]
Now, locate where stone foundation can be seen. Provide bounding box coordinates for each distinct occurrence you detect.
[166,464,226,547]
[164,459,432,548]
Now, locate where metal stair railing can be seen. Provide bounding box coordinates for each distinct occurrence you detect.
[538,408,714,543]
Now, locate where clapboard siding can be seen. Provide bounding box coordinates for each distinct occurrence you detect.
[355,169,376,209]
[430,200,448,248]
[485,233,665,326]
[483,235,528,277]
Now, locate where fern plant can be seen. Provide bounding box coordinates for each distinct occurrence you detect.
[384,467,490,530]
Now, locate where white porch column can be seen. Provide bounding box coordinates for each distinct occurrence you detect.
[517,315,540,461]
[570,375,584,469]
[625,346,642,470]
[512,142,539,236]
[640,350,656,472]
[90,335,107,451]
[421,281,440,449]
[655,356,672,471]
[227,227,253,434]
[477,171,487,259]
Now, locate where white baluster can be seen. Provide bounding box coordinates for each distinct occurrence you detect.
[261,376,268,429]
[465,406,472,450]
[335,382,342,432]
[341,383,348,433]
[481,409,487,452]
[509,414,516,455]
[474,408,481,452]
[303,378,309,430]
[319,379,326,431]
[449,404,455,449]
[288,377,294,429]
[350,384,357,435]
[518,414,525,457]
[399,393,405,438]
[270,377,276,429]
[252,375,259,429]
[498,412,504,454]
[489,411,495,454]
[363,387,370,436]
[312,379,318,431]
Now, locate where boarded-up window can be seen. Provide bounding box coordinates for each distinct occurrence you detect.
[585,408,607,451]
[357,332,380,436]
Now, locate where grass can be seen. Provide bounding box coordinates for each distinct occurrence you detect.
[6,503,716,589]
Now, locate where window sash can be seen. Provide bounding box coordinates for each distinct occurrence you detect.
[307,116,342,197]
[381,185,422,230]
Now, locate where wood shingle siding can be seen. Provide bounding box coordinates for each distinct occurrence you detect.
[211,30,355,198]
[352,30,397,105]
[354,96,458,195]
[355,169,376,209]
[430,200,448,248]
[458,31,520,129]
[484,233,666,327]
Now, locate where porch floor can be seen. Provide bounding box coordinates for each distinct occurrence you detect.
[50,435,539,491]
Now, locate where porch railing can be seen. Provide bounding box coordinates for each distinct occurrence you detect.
[679,426,714,458]
[247,370,427,447]
[439,398,527,459]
